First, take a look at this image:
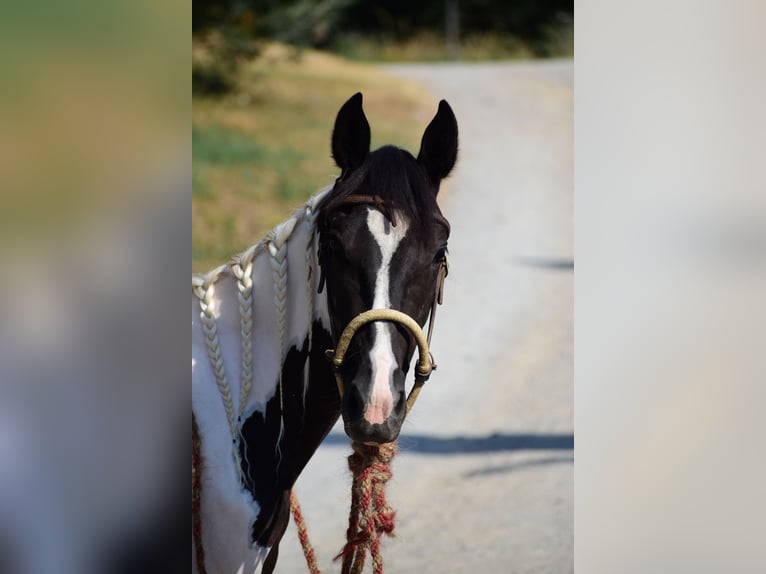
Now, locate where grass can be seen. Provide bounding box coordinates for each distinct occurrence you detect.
[331,28,573,62]
[332,32,531,62]
[192,124,270,166]
[192,42,434,273]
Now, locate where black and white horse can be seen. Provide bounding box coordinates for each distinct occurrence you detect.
[192,93,458,573]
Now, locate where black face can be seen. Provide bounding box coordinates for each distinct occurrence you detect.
[320,202,449,444]
[318,93,458,444]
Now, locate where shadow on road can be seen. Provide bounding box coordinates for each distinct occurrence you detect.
[463,454,573,478]
[513,255,574,270]
[322,432,573,455]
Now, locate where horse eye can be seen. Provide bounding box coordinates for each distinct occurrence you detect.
[433,246,448,263]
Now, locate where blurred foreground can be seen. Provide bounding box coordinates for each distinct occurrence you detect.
[0,3,188,572]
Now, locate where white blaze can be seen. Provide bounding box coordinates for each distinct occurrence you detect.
[364,209,409,424]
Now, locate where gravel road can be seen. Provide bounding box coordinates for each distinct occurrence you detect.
[278,60,573,574]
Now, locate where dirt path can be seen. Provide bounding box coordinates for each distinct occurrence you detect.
[279,60,573,573]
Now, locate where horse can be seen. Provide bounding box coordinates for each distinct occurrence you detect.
[192,92,458,574]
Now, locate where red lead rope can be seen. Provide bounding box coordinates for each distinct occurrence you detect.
[194,417,398,574]
[290,490,322,574]
[291,441,398,574]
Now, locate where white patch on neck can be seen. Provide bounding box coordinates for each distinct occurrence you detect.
[364,209,409,424]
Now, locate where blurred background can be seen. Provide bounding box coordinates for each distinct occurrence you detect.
[191,0,573,271]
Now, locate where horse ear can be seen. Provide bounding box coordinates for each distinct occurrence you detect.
[332,92,371,172]
[417,100,458,192]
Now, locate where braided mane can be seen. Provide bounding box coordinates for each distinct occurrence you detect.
[192,190,327,479]
[191,191,327,294]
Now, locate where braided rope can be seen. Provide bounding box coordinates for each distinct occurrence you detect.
[231,257,254,423]
[268,234,289,459]
[268,237,288,370]
[198,281,238,448]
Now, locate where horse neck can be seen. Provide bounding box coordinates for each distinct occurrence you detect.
[193,192,333,408]
[239,204,331,414]
[191,198,339,557]
[238,202,340,486]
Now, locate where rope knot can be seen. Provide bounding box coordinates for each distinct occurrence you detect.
[334,440,398,574]
[348,441,396,471]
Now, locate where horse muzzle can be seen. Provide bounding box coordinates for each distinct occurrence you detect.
[343,401,405,444]
[325,309,436,444]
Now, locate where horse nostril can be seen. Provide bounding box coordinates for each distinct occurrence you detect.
[345,384,366,421]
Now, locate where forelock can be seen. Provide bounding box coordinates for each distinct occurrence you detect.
[318,145,441,236]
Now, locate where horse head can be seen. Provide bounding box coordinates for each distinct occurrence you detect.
[317,93,458,444]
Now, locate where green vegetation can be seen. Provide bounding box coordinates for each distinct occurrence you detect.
[192,1,573,94]
[329,15,573,62]
[192,124,270,166]
[192,43,433,273]
[192,0,574,271]
[332,32,538,62]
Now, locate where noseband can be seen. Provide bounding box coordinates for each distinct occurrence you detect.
[322,195,449,415]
